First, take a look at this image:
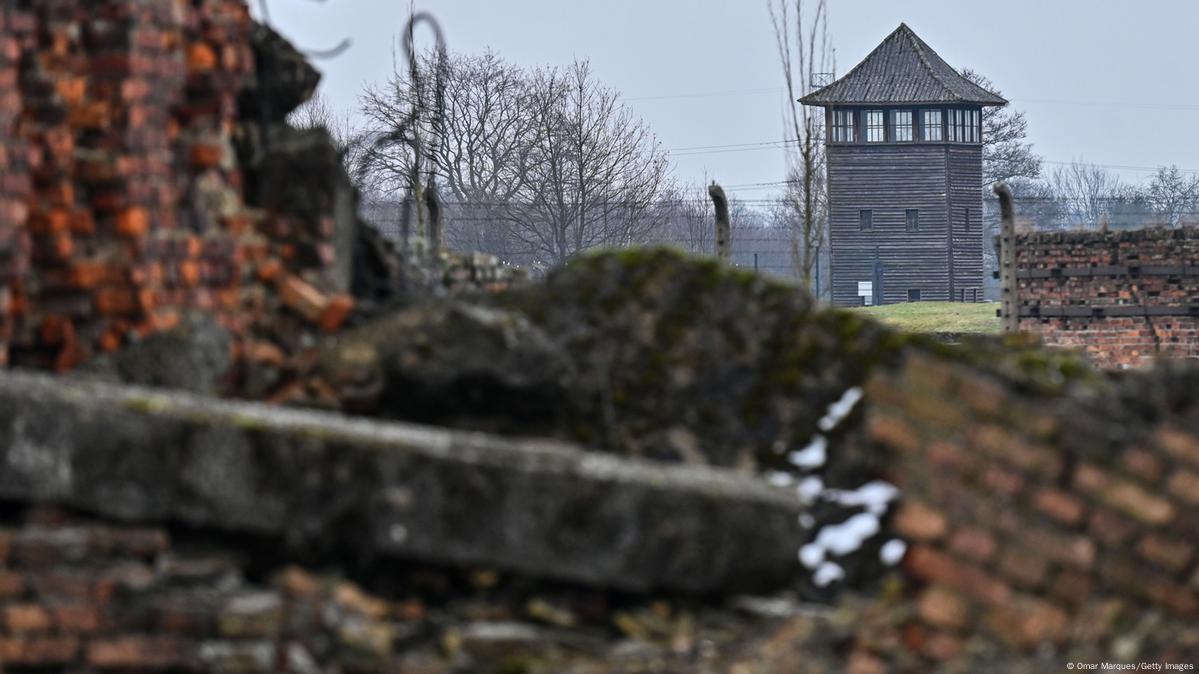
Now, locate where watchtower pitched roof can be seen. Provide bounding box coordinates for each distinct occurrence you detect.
[799,23,1007,107]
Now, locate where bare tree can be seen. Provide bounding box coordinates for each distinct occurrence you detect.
[288,93,370,188]
[651,186,714,254]
[514,61,670,266]
[359,53,668,266]
[1147,165,1199,226]
[769,0,832,293]
[961,70,1041,186]
[1050,161,1124,228]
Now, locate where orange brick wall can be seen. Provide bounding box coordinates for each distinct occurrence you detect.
[1016,228,1199,368]
[853,351,1199,669]
[0,10,30,367]
[0,0,353,380]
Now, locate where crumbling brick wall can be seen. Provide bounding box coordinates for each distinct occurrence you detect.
[849,350,1199,671]
[0,0,354,379]
[0,504,419,670]
[1015,228,1199,368]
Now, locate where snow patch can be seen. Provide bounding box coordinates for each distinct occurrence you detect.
[766,471,795,488]
[813,561,845,587]
[816,513,880,556]
[817,386,864,432]
[799,542,824,569]
[880,538,907,566]
[788,435,827,469]
[825,480,899,516]
[797,476,824,505]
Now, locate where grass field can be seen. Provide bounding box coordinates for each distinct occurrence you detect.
[851,301,1001,334]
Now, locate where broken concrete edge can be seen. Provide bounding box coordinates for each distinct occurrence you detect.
[0,368,806,595]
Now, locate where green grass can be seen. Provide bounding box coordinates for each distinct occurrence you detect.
[851,301,1001,334]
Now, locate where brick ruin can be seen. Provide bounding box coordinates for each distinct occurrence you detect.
[850,348,1199,671]
[1,2,1199,672]
[0,0,363,377]
[2,329,1198,672]
[1014,228,1199,369]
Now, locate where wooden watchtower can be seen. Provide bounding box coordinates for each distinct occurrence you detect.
[800,24,1007,306]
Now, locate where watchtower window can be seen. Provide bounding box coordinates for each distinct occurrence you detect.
[922,109,943,141]
[949,109,980,143]
[831,109,855,143]
[908,289,921,302]
[859,209,873,231]
[906,209,920,232]
[865,110,885,142]
[893,110,913,142]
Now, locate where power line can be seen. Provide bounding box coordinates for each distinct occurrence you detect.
[621,87,784,102]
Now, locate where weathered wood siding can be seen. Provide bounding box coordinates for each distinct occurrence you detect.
[827,140,985,306]
[948,144,984,301]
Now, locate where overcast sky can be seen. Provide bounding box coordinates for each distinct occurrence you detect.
[261,0,1199,201]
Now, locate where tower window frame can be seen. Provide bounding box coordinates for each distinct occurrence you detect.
[831,109,855,143]
[922,109,943,141]
[859,209,873,231]
[893,110,913,142]
[864,110,886,143]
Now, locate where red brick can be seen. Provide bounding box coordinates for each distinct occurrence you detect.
[115,206,150,237]
[319,293,354,333]
[954,370,1005,417]
[94,287,139,316]
[1049,569,1093,605]
[903,546,1011,605]
[893,501,948,542]
[926,439,975,473]
[87,636,189,669]
[1034,488,1086,526]
[190,142,224,169]
[978,463,1024,496]
[1167,469,1199,506]
[998,548,1049,589]
[276,273,329,322]
[985,597,1069,648]
[948,527,997,562]
[865,413,921,453]
[1119,447,1163,482]
[993,515,1096,570]
[0,637,79,665]
[53,603,102,633]
[1156,426,1199,467]
[970,424,1062,477]
[916,585,971,629]
[1088,508,1138,547]
[1075,463,1175,525]
[1137,534,1194,572]
[4,604,52,632]
[29,571,114,601]
[187,43,218,72]
[1142,578,1199,616]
